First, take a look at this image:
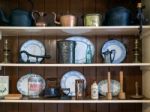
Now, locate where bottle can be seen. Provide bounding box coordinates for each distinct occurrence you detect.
[86,44,92,63]
[91,81,99,100]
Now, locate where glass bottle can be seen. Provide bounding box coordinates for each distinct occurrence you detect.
[86,44,92,63]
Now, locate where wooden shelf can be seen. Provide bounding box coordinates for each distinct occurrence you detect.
[0,63,150,67]
[0,26,147,36]
[0,99,150,104]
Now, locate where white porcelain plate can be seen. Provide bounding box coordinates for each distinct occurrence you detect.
[60,70,86,96]
[66,36,95,64]
[101,39,126,63]
[20,40,45,63]
[98,80,120,96]
[17,73,45,96]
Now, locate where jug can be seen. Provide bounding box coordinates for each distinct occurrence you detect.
[43,78,70,98]
[52,12,77,26]
[0,9,33,26]
[102,49,116,63]
[32,11,47,26]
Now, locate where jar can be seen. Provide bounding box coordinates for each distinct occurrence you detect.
[75,79,85,99]
[91,81,99,100]
[84,14,103,26]
[28,75,44,98]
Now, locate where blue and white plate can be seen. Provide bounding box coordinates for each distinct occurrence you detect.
[17,73,45,96]
[60,70,86,96]
[20,40,45,63]
[66,36,95,64]
[98,80,120,96]
[101,39,126,63]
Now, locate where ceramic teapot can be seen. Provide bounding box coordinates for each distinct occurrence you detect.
[52,12,77,26]
[32,11,47,26]
[0,9,33,26]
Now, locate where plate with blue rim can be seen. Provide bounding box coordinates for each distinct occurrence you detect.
[98,79,120,96]
[60,70,86,96]
[101,39,126,63]
[66,36,95,64]
[20,39,45,63]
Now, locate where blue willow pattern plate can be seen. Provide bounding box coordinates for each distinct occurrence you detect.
[66,36,95,64]
[101,39,126,63]
[60,70,86,96]
[17,73,45,96]
[20,39,45,63]
[98,80,120,96]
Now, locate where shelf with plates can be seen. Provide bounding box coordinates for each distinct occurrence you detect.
[0,63,150,67]
[0,25,149,37]
[0,98,150,104]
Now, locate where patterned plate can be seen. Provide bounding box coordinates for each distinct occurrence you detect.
[17,73,45,96]
[98,80,120,96]
[20,39,45,63]
[66,36,95,64]
[60,70,86,96]
[101,39,126,63]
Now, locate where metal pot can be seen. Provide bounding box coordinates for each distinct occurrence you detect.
[103,7,131,26]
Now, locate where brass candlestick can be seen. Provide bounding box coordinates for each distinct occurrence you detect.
[3,39,11,63]
[133,38,140,63]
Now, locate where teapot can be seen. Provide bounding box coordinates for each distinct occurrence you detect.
[0,9,33,26]
[32,11,47,26]
[52,12,77,26]
[102,49,116,63]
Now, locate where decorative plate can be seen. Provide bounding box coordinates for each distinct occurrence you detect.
[66,36,95,64]
[17,73,45,96]
[60,70,86,96]
[20,39,45,63]
[101,39,126,63]
[98,80,120,96]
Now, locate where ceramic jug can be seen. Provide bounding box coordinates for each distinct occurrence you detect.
[52,12,77,26]
[102,49,116,63]
[32,11,47,26]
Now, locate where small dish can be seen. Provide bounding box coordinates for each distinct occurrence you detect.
[98,79,120,96]
[60,70,86,96]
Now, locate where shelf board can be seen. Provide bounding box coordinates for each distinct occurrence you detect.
[0,99,150,103]
[0,26,146,36]
[0,63,150,67]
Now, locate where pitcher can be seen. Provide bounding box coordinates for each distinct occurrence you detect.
[102,49,116,63]
[32,11,47,26]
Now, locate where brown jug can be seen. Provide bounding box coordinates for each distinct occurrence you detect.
[52,12,77,26]
[32,11,47,26]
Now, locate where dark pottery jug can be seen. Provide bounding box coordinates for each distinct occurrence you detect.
[103,7,131,26]
[0,9,33,26]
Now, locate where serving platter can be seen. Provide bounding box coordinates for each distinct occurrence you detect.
[66,36,95,64]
